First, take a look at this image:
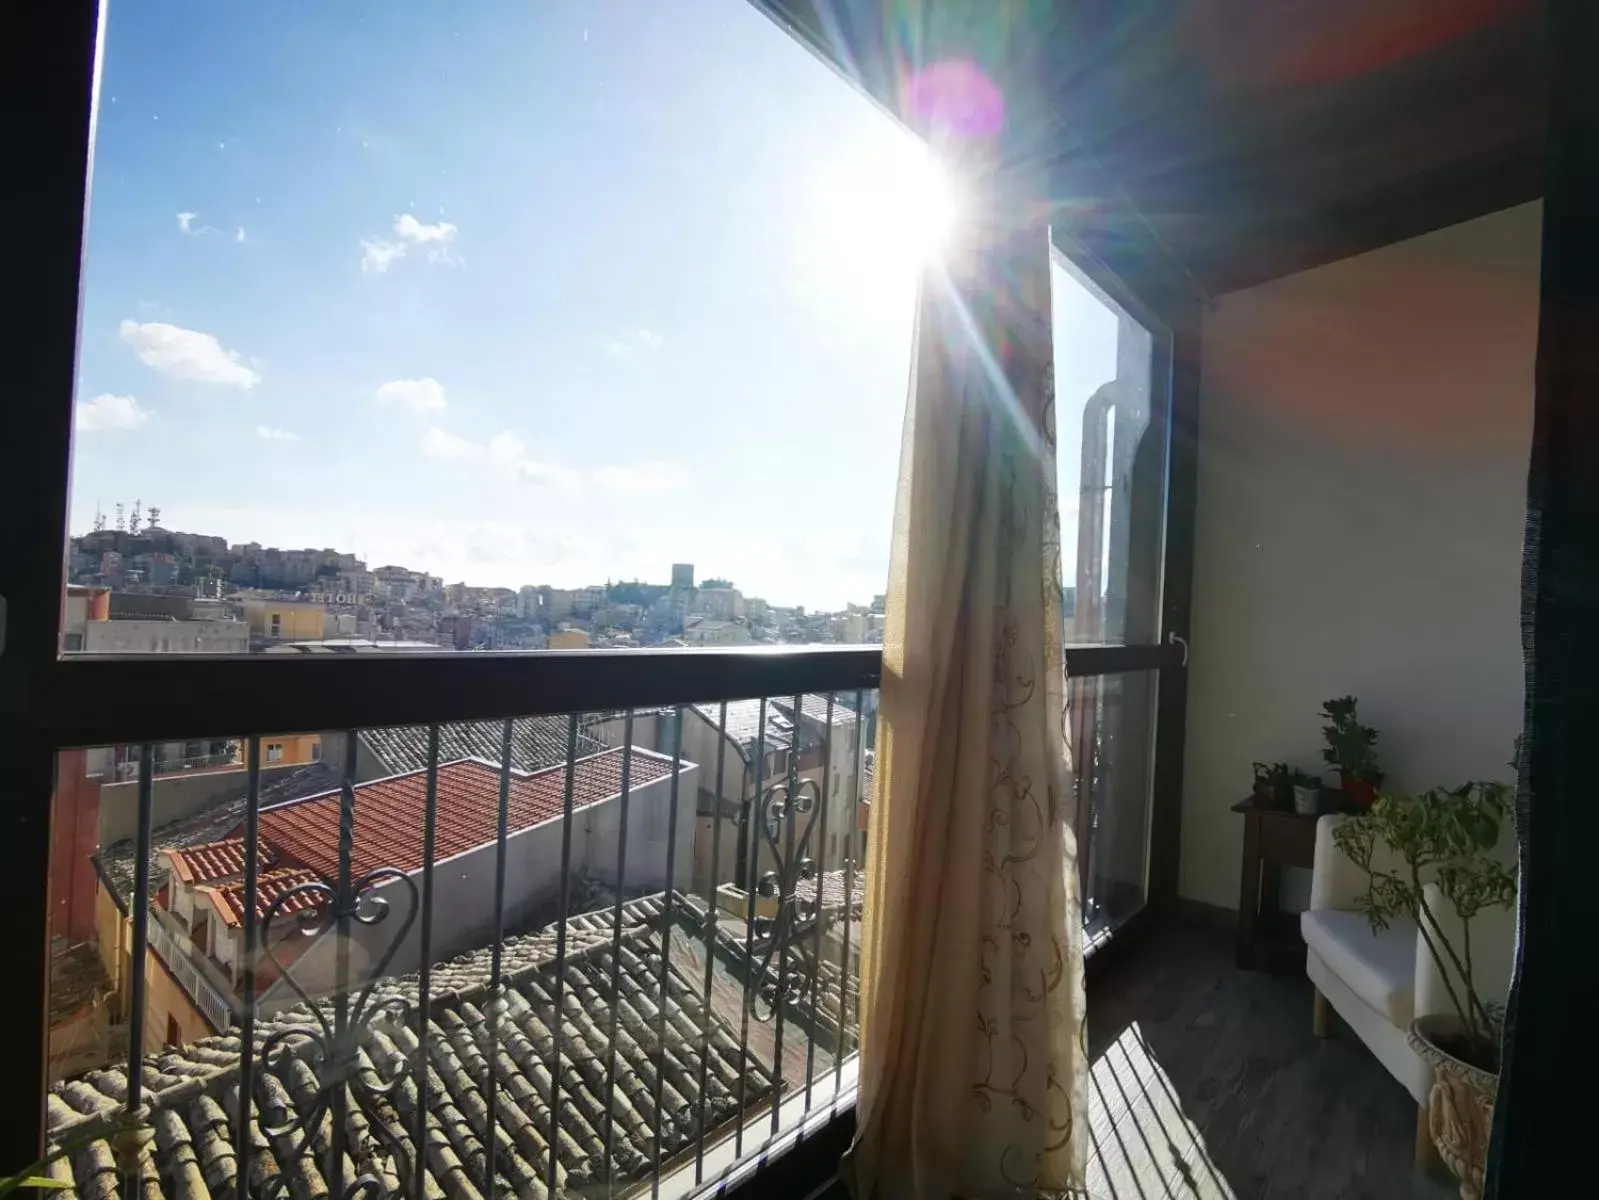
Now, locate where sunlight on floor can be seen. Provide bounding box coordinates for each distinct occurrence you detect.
[1088,1021,1238,1200]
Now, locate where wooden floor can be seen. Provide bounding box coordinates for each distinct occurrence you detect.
[1083,919,1457,1200]
[817,919,1457,1200]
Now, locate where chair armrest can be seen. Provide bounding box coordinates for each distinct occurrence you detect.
[1308,814,1367,911]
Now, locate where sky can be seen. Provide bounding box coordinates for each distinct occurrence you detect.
[70,0,1127,612]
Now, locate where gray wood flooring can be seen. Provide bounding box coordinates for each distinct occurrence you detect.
[1083,919,1457,1200]
[819,919,1459,1200]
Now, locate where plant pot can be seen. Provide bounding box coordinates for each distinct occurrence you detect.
[1341,773,1378,809]
[1408,1015,1498,1200]
[1292,784,1321,815]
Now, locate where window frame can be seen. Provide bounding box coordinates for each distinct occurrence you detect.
[0,0,1200,1181]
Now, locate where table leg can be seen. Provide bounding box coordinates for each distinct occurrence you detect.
[1236,813,1261,969]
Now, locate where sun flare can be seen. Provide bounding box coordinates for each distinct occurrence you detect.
[807,145,963,291]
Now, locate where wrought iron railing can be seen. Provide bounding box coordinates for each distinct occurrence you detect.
[41,649,879,1200]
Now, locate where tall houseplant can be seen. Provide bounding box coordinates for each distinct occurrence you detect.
[1321,695,1382,807]
[1332,779,1517,1198]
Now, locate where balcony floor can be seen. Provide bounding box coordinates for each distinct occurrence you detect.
[1083,918,1456,1199]
[818,918,1456,1200]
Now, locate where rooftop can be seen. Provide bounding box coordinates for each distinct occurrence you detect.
[47,894,778,1200]
[252,749,675,881]
[362,715,604,778]
[694,695,857,755]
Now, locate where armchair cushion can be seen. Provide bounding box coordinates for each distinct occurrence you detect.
[1301,908,1418,1026]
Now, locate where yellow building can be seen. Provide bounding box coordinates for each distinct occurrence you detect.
[548,627,592,650]
[263,733,322,765]
[243,597,325,642]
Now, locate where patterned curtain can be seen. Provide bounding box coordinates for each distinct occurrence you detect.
[845,199,1087,1199]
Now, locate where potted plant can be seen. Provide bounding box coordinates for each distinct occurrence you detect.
[1321,695,1382,807]
[1251,761,1294,806]
[1290,769,1322,815]
[1332,779,1517,1199]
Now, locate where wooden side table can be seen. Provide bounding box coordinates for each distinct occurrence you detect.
[1231,796,1321,970]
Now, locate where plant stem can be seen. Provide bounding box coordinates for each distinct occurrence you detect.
[1412,901,1475,1043]
[1416,885,1495,1042]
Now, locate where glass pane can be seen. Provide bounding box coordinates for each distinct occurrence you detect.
[1051,247,1169,646]
[44,693,873,1195]
[63,0,934,654]
[1068,670,1158,937]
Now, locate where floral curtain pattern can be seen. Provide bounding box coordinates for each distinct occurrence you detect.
[846,209,1086,1200]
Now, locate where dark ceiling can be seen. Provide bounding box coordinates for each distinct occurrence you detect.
[762,0,1545,296]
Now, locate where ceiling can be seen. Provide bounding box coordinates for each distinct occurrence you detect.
[762,0,1544,297]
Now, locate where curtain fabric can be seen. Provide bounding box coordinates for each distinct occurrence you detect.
[846,213,1087,1200]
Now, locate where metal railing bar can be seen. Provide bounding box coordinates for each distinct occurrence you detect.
[804,694,834,1108]
[125,744,155,1155]
[547,713,580,1198]
[735,699,767,1159]
[414,725,441,1200]
[650,705,686,1197]
[770,693,802,1135]
[836,689,864,1090]
[484,718,514,1194]
[1063,643,1183,677]
[234,736,262,1200]
[601,711,635,1198]
[330,729,357,1197]
[694,699,730,1183]
[39,646,884,748]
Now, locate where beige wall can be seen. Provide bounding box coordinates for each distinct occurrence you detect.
[1180,202,1540,909]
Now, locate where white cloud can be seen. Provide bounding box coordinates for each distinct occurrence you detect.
[76,393,151,432]
[361,213,461,273]
[415,425,667,493]
[177,212,197,234]
[375,377,447,413]
[394,213,458,244]
[118,319,262,387]
[256,425,299,441]
[419,426,478,459]
[605,328,666,357]
[487,430,526,465]
[592,461,690,493]
[361,239,406,274]
[235,227,246,243]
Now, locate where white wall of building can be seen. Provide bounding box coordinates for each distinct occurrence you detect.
[259,756,697,1008]
[1178,202,1539,910]
[83,618,248,654]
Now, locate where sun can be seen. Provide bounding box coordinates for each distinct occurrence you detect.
[801,143,963,314]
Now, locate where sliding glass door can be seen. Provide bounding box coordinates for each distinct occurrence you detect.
[1051,239,1186,943]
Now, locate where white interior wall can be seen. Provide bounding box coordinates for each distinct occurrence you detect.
[1179,202,1541,910]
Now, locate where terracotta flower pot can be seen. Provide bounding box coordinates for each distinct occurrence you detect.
[1408,1015,1498,1200]
[1341,773,1378,809]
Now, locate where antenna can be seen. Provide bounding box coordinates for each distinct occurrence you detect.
[92,502,106,533]
[147,505,161,529]
[128,499,142,536]
[114,503,125,533]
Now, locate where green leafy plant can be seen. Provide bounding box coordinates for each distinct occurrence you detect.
[1321,695,1380,781]
[1332,779,1517,1070]
[0,1118,118,1198]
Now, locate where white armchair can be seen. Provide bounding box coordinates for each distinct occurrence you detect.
[1301,814,1516,1165]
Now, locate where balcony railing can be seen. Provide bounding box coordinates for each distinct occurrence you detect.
[147,907,237,1033]
[43,647,880,1200]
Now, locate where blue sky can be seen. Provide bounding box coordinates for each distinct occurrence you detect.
[71,0,1122,611]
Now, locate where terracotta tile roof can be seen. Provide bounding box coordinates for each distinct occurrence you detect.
[204,866,324,928]
[362,715,604,777]
[253,749,675,881]
[166,839,264,886]
[47,894,780,1200]
[96,762,344,907]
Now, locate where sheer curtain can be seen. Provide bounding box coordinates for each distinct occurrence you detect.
[846,178,1087,1199]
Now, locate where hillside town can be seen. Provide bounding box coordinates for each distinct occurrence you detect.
[65,501,889,655]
